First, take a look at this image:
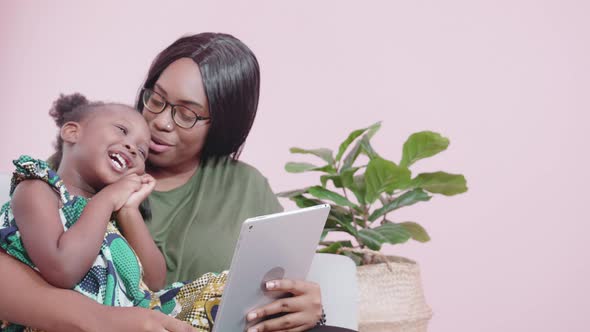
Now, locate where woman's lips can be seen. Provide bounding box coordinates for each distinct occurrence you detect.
[150,137,173,153]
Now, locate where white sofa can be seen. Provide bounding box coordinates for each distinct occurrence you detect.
[0,172,10,202]
[307,253,359,330]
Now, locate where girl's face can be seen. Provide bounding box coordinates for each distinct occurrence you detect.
[71,106,151,190]
[143,58,211,172]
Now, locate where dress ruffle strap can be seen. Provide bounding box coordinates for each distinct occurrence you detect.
[10,155,72,204]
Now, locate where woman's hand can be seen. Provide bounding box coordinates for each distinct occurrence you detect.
[245,279,323,332]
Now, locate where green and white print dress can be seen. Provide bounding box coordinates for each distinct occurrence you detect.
[0,156,226,332]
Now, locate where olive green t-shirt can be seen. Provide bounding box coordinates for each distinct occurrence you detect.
[146,157,283,284]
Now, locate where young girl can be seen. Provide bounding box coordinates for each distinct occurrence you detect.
[0,94,226,332]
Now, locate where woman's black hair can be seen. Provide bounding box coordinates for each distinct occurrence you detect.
[136,33,260,161]
[47,93,105,170]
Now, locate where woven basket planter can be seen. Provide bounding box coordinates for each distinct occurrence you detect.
[357,256,432,332]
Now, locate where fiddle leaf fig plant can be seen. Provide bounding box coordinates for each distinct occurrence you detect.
[278,122,468,265]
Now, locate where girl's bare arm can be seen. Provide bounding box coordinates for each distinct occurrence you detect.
[11,180,115,288]
[116,207,167,290]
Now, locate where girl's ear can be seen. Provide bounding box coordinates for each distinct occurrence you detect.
[60,122,81,143]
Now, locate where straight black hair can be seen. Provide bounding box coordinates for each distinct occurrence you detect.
[136,33,260,161]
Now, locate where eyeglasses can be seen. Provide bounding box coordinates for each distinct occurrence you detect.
[141,88,210,129]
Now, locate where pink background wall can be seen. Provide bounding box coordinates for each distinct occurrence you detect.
[1,1,589,331]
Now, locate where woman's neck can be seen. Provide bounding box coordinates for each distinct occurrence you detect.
[147,158,201,192]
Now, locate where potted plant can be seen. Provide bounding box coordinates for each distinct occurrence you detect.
[278,122,467,332]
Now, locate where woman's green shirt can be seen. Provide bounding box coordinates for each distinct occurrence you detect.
[147,157,283,283]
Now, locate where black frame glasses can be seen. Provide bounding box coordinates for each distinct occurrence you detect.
[141,88,210,129]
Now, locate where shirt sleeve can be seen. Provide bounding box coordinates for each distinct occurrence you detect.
[262,178,284,214]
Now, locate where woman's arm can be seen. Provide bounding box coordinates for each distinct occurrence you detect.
[0,252,195,332]
[0,250,97,331]
[11,180,116,288]
[116,207,167,290]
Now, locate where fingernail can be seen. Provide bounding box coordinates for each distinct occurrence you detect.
[247,328,258,332]
[247,312,257,321]
[266,281,276,289]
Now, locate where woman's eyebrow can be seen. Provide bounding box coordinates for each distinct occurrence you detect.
[154,83,204,109]
[154,83,168,96]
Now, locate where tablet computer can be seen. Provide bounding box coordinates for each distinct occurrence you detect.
[212,204,330,332]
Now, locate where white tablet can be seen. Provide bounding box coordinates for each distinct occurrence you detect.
[212,204,330,332]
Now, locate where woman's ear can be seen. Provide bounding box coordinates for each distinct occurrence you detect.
[60,122,81,143]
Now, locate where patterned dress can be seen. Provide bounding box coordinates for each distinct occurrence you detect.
[0,156,226,332]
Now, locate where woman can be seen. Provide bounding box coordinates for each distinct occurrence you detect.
[0,33,340,332]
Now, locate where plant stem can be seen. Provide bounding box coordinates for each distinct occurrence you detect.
[341,187,354,218]
[337,247,393,269]
[341,187,365,249]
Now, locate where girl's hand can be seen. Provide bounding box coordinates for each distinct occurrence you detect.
[123,174,156,209]
[245,279,323,332]
[100,174,143,211]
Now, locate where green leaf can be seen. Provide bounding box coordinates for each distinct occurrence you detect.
[324,217,338,229]
[292,195,324,209]
[340,168,366,205]
[365,121,382,139]
[320,175,343,188]
[364,157,411,204]
[373,222,412,245]
[368,189,431,221]
[276,188,309,198]
[308,186,357,208]
[360,135,379,159]
[290,147,334,164]
[285,162,319,173]
[352,175,367,205]
[400,222,431,242]
[358,228,388,250]
[341,139,362,171]
[293,196,355,235]
[400,131,449,168]
[327,210,358,236]
[353,216,367,228]
[340,168,359,187]
[318,242,342,253]
[285,162,336,174]
[412,172,468,196]
[329,204,351,216]
[335,122,381,162]
[336,129,364,163]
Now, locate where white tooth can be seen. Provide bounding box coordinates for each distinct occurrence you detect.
[113,159,122,169]
[115,153,127,169]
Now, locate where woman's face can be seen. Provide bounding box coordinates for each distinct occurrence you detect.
[144,58,211,171]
